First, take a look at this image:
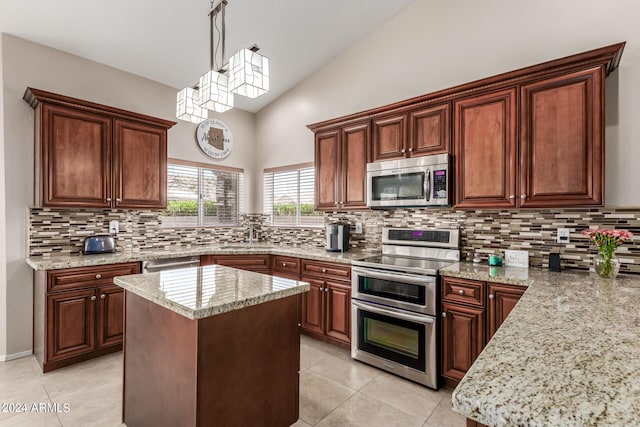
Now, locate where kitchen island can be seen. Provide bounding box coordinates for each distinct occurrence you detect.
[443,264,640,426]
[114,265,310,427]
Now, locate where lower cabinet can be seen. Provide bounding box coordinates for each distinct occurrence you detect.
[441,276,525,382]
[200,254,271,274]
[300,260,352,346]
[36,262,140,372]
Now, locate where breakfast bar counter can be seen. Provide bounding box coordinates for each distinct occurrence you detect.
[114,265,310,427]
[443,265,640,426]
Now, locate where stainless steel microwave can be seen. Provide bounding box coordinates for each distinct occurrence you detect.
[366,154,450,208]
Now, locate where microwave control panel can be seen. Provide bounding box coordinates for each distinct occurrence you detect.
[432,169,447,199]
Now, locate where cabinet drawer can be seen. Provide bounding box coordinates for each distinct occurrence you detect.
[301,260,351,283]
[47,262,140,292]
[207,255,271,274]
[271,256,301,279]
[442,277,485,307]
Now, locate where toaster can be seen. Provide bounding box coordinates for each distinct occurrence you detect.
[83,236,116,255]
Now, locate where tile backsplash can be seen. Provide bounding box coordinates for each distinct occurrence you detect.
[28,207,640,274]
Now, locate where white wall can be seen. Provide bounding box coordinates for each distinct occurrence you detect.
[0,37,7,359]
[0,34,256,358]
[254,0,640,209]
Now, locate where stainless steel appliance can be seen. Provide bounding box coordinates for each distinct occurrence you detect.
[83,235,117,255]
[326,222,350,252]
[351,227,460,388]
[141,256,201,274]
[366,154,450,208]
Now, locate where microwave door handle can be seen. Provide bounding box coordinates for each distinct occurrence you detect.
[352,300,434,325]
[425,169,431,201]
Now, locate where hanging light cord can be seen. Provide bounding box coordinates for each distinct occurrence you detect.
[209,0,227,72]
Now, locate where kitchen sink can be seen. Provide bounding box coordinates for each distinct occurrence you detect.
[218,245,273,250]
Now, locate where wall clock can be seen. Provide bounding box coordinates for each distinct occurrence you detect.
[195,118,234,160]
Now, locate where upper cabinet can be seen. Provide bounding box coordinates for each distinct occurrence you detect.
[314,121,370,211]
[308,42,625,211]
[454,88,518,209]
[371,103,450,162]
[24,88,175,209]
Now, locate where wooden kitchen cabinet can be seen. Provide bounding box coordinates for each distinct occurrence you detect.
[271,255,301,280]
[24,88,175,209]
[487,283,526,341]
[314,121,369,211]
[441,276,525,382]
[35,262,140,372]
[371,103,450,162]
[519,67,604,207]
[200,254,271,274]
[454,88,518,209]
[300,260,352,346]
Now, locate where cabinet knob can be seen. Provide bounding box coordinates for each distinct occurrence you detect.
[489,294,495,299]
[458,289,465,295]
[508,195,516,199]
[325,287,329,293]
[334,201,339,206]
[408,148,413,152]
[106,198,112,202]
[401,149,406,153]
[322,268,327,273]
[282,263,286,267]
[91,295,97,301]
[95,274,102,279]
[297,323,301,327]
[521,194,527,199]
[116,198,122,202]
[441,312,446,317]
[100,294,106,299]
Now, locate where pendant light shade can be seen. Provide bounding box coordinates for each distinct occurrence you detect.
[176,87,207,123]
[199,70,234,113]
[228,48,270,98]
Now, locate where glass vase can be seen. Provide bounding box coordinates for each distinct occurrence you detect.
[594,253,620,279]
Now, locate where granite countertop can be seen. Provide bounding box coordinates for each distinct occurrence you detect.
[448,264,640,426]
[439,262,538,287]
[114,264,310,320]
[26,244,375,271]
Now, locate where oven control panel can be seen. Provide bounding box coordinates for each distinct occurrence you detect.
[387,229,450,243]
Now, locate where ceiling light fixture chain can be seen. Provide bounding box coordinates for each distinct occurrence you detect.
[176,0,270,122]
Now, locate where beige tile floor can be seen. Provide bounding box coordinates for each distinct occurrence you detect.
[0,336,465,426]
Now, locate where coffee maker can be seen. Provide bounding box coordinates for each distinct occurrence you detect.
[326,222,350,252]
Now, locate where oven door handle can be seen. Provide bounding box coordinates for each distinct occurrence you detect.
[352,267,436,286]
[352,300,434,325]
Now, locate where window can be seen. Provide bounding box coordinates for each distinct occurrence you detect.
[161,160,244,227]
[263,163,322,226]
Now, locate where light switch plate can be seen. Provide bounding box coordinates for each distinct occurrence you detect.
[505,250,529,268]
[355,222,363,234]
[557,228,570,244]
[109,220,119,234]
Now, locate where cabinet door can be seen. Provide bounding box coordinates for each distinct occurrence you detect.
[340,122,370,209]
[520,67,603,207]
[114,119,167,209]
[271,255,301,280]
[315,129,341,210]
[454,88,517,208]
[41,104,112,208]
[324,281,351,344]
[441,302,485,381]
[97,285,124,349]
[487,283,525,341]
[204,255,271,274]
[300,277,325,335]
[408,103,450,156]
[371,113,407,162]
[46,289,96,362]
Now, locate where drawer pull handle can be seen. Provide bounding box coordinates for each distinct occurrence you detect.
[322,268,327,273]
[91,295,97,301]
[458,289,465,295]
[100,294,106,299]
[95,274,102,279]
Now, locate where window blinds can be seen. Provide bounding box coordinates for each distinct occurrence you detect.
[263,165,322,226]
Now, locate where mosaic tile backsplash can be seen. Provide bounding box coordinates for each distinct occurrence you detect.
[28,207,640,274]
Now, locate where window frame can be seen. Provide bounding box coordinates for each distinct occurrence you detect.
[263,162,322,228]
[163,158,244,228]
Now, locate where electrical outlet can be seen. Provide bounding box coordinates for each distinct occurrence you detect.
[557,228,570,244]
[109,220,119,234]
[355,222,363,234]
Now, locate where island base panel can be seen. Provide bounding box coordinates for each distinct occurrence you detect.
[123,292,300,427]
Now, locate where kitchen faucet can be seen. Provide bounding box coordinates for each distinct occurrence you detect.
[247,224,254,247]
